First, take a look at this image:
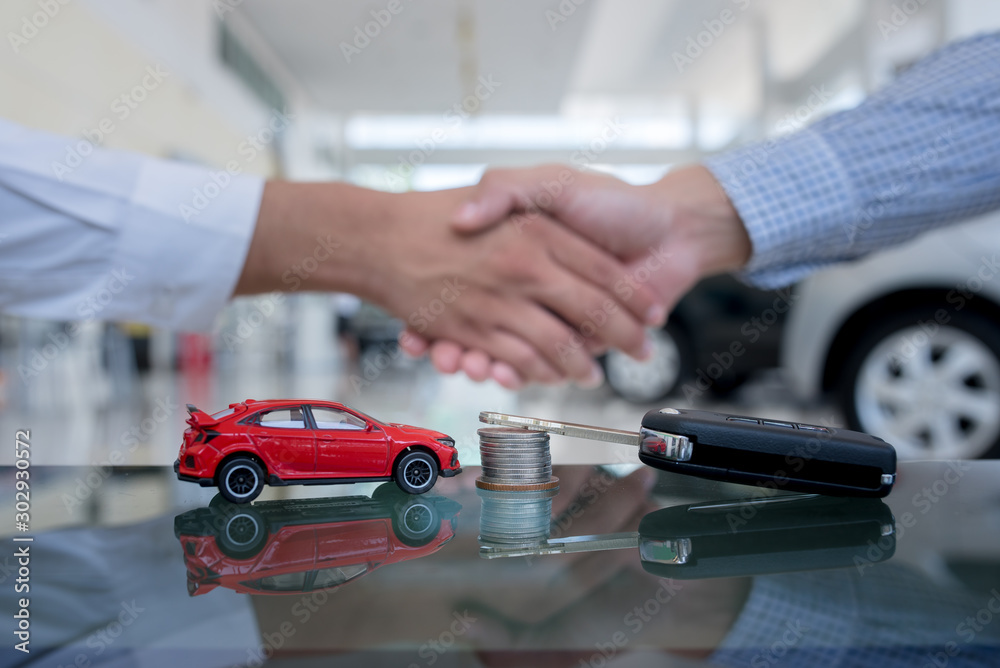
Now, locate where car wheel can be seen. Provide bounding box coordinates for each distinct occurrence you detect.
[218,457,266,504]
[839,309,1000,460]
[603,324,690,403]
[394,451,438,494]
[392,497,442,547]
[216,507,268,559]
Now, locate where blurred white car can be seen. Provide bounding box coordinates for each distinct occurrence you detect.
[783,212,1000,460]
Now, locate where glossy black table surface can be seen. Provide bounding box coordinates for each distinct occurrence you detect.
[3,461,1000,667]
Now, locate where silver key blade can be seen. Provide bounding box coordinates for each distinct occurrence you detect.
[479,411,640,445]
[480,532,640,559]
[479,411,694,462]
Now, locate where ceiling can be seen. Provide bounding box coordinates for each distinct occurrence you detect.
[236,0,870,118]
[237,0,594,114]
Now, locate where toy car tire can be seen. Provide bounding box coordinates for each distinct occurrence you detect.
[216,507,269,559]
[218,457,265,504]
[394,451,438,494]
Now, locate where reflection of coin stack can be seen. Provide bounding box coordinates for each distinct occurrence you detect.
[477,487,557,550]
[476,427,560,491]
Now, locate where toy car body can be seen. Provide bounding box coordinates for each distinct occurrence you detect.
[174,399,461,502]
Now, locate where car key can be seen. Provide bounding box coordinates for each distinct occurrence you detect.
[479,408,896,498]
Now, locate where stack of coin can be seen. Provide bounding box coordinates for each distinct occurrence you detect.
[476,427,559,491]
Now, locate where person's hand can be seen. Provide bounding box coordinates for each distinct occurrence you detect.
[236,182,663,387]
[400,164,753,387]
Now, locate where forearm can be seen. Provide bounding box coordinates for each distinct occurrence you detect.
[705,32,1000,288]
[234,181,393,302]
[641,164,752,278]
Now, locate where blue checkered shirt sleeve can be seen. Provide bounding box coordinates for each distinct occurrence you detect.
[704,32,1000,289]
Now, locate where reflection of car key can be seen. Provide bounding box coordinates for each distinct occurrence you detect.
[480,407,896,498]
[638,495,896,579]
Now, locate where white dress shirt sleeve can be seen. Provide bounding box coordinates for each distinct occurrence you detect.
[0,118,265,331]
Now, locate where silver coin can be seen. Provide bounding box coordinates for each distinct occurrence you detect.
[483,468,552,482]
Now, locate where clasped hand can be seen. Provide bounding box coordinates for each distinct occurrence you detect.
[399,166,751,389]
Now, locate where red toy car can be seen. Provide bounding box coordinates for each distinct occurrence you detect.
[174,400,461,503]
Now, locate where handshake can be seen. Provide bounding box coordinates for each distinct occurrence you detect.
[240,163,752,389]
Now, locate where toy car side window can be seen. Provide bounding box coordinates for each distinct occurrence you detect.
[311,406,367,430]
[258,407,307,429]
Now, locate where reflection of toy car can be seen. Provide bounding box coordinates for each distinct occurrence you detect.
[174,400,461,503]
[602,275,789,402]
[783,213,1000,460]
[174,486,461,596]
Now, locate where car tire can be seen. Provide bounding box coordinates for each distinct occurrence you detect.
[838,308,1000,460]
[394,451,438,494]
[216,507,268,559]
[218,457,266,504]
[603,324,691,403]
[392,497,442,547]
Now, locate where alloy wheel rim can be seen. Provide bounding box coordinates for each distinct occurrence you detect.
[225,514,261,546]
[854,325,1000,459]
[227,465,258,498]
[605,328,681,401]
[404,459,431,488]
[402,504,432,533]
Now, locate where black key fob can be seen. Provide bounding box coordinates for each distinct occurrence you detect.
[638,494,896,579]
[639,408,896,498]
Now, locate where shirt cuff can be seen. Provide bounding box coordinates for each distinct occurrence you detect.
[704,129,857,289]
[114,159,265,331]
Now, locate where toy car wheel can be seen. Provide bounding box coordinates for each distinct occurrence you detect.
[392,497,442,547]
[394,451,438,494]
[218,457,265,504]
[839,308,1000,460]
[603,324,690,403]
[216,507,268,559]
